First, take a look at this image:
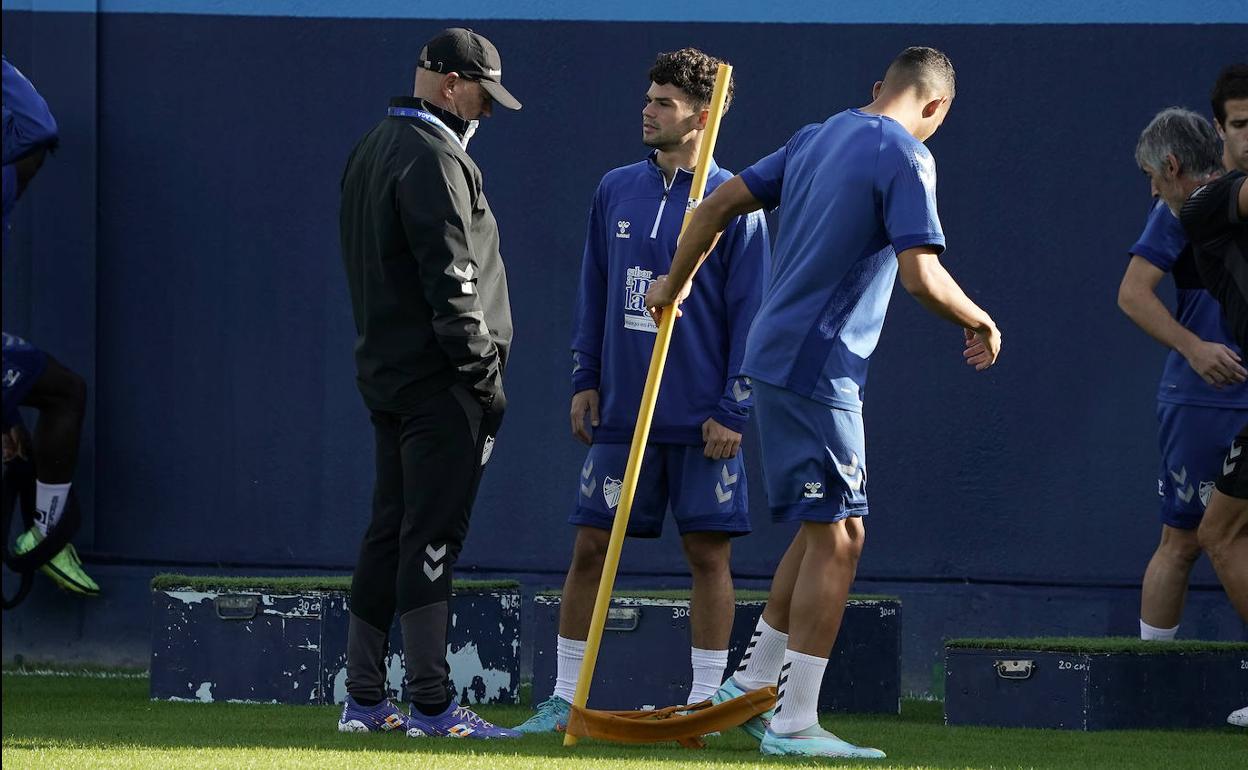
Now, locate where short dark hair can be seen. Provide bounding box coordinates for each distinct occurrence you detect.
[1211,63,1248,126]
[648,48,734,113]
[884,46,956,99]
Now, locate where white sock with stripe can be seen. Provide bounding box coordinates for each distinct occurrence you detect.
[733,616,788,690]
[687,647,729,703]
[552,635,585,703]
[769,649,827,735]
[34,481,72,536]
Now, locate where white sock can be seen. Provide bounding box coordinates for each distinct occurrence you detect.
[770,649,827,735]
[552,635,585,703]
[687,647,729,704]
[34,481,72,536]
[733,616,788,690]
[1140,619,1178,641]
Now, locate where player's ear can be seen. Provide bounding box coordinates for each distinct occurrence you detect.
[1163,153,1180,179]
[872,80,884,99]
[695,106,709,130]
[921,97,944,119]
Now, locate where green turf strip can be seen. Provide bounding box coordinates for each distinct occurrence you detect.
[2,673,1240,770]
[536,588,898,603]
[946,636,1248,654]
[150,574,518,593]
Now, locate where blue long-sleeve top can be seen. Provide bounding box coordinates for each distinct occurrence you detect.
[2,56,58,221]
[2,56,58,165]
[571,152,771,445]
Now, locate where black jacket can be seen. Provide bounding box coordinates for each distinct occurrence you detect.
[340,97,512,415]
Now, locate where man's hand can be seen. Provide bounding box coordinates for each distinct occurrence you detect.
[2,425,30,463]
[963,324,1001,371]
[645,274,692,326]
[702,417,742,460]
[1183,340,1248,388]
[570,389,600,445]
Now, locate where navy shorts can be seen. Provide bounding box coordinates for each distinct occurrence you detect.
[2,332,47,429]
[1156,403,1245,529]
[569,442,750,538]
[753,380,867,524]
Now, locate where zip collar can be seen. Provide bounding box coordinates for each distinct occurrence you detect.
[645,149,719,191]
[388,96,472,145]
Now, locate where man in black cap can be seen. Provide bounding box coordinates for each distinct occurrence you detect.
[336,27,520,739]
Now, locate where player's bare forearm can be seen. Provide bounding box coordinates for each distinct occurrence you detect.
[667,208,725,290]
[1117,274,1202,357]
[665,177,764,298]
[897,249,993,331]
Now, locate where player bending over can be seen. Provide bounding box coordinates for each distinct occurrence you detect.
[3,56,97,597]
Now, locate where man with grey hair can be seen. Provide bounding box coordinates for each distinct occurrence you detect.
[1118,106,1248,656]
[1137,105,1248,728]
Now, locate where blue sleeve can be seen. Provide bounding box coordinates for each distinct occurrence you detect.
[2,164,15,220]
[570,181,609,393]
[1130,200,1186,272]
[709,209,771,433]
[2,57,59,165]
[740,145,786,210]
[881,140,945,255]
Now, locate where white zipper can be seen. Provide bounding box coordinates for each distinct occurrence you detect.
[650,169,680,239]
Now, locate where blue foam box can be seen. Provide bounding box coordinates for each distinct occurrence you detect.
[531,592,900,712]
[944,638,1248,730]
[149,576,520,705]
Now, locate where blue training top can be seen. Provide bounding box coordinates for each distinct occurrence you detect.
[1130,199,1248,408]
[739,109,944,411]
[570,151,771,445]
[2,56,59,224]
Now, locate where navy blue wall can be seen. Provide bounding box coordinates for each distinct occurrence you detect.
[3,7,1247,685]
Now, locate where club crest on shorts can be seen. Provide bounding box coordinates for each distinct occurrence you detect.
[602,476,623,509]
[1198,480,1214,508]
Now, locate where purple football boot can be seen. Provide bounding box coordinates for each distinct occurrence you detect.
[337,695,413,733]
[406,702,521,739]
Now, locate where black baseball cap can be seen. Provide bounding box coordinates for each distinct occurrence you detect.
[419,28,522,111]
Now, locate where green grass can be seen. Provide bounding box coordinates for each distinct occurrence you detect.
[2,672,1241,769]
[150,574,519,593]
[536,589,898,603]
[946,636,1248,654]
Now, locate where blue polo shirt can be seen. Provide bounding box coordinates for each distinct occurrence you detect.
[1130,200,1248,408]
[738,109,944,410]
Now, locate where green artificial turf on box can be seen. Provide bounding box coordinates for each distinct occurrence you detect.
[946,636,1248,654]
[150,573,518,593]
[536,588,897,603]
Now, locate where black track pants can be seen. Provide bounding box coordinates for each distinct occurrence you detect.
[347,385,494,704]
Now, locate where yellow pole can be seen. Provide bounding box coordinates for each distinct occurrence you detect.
[564,63,733,747]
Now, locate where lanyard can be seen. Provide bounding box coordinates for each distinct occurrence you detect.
[387,106,465,149]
